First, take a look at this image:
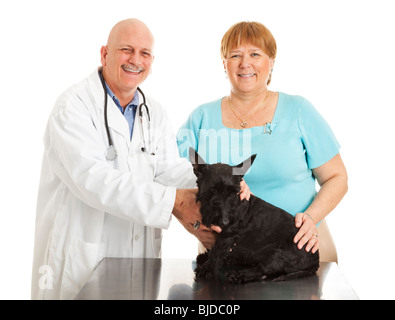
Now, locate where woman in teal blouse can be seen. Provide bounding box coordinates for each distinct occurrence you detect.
[177,21,348,255]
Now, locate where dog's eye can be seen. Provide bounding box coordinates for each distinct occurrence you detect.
[209,197,221,207]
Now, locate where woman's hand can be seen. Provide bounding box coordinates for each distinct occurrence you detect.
[239,179,252,201]
[293,212,319,253]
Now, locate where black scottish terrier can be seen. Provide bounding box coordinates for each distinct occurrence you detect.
[190,148,319,283]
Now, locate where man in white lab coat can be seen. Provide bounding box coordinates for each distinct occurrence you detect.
[31,19,226,299]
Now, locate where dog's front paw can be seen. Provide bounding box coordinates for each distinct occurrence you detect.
[196,251,210,264]
[195,265,216,281]
[226,270,243,284]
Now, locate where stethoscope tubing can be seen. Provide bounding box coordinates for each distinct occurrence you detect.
[99,70,152,160]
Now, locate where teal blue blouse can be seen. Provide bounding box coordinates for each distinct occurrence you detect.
[177,92,340,216]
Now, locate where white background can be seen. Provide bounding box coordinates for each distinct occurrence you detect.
[1,0,394,300]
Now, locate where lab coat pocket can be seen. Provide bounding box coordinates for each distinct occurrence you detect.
[132,152,158,179]
[60,237,103,299]
[148,153,158,177]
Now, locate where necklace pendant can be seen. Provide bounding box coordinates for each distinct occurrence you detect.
[240,121,247,128]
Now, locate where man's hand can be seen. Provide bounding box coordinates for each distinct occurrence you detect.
[172,180,251,249]
[172,189,220,249]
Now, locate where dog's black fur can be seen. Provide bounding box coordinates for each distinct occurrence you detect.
[190,148,319,283]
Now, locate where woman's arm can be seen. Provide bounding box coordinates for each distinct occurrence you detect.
[293,153,348,253]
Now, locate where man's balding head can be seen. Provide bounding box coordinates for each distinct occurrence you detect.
[100,19,154,106]
[106,19,154,49]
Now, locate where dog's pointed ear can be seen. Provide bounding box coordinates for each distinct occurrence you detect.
[232,154,257,177]
[189,147,207,176]
[189,147,206,166]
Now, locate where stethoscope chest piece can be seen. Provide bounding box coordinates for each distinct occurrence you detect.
[106,145,118,161]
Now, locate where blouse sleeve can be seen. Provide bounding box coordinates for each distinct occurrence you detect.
[298,98,341,169]
[176,107,202,160]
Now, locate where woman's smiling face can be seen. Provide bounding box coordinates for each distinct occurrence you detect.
[223,43,274,95]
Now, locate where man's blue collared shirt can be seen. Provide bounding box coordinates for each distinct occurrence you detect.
[105,83,139,140]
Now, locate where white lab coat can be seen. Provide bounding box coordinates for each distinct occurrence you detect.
[31,69,196,300]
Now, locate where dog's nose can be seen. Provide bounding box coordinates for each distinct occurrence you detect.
[223,218,229,226]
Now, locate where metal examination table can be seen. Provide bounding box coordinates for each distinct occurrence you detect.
[75,258,358,300]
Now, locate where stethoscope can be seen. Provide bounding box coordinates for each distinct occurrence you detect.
[99,70,154,160]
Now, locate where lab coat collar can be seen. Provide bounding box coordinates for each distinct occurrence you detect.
[88,67,150,114]
[88,68,151,145]
[88,68,129,143]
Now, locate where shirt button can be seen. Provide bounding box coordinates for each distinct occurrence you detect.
[134,235,139,241]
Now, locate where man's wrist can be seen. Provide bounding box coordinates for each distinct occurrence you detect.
[172,189,186,217]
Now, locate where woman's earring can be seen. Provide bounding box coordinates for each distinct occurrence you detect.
[267,69,273,85]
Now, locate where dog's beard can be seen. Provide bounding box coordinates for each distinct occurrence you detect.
[199,190,239,229]
[201,206,232,229]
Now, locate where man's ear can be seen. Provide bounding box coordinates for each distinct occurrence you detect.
[189,147,207,177]
[100,45,108,67]
[232,154,257,177]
